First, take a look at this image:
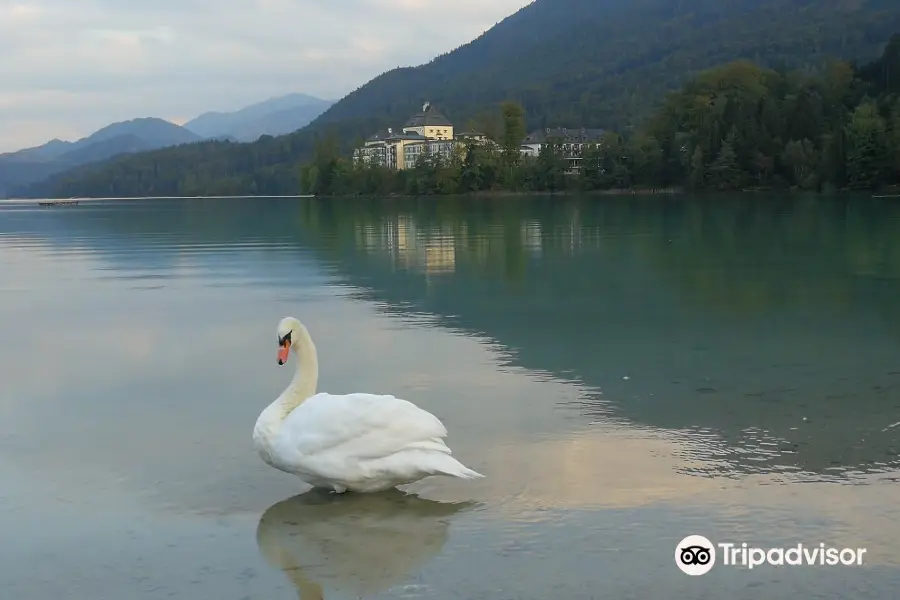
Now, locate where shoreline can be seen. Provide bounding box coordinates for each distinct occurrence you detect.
[316,188,686,199]
[5,185,899,202]
[0,194,313,203]
[312,185,900,199]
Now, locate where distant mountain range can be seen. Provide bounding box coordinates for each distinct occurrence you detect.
[184,93,334,142]
[0,93,333,196]
[0,118,202,195]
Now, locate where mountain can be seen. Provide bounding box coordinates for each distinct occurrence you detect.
[5,138,73,162]
[183,93,334,141]
[21,0,900,198]
[0,118,201,196]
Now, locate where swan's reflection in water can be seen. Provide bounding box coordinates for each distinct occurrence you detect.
[256,489,476,599]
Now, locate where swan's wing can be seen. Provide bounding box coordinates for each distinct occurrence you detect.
[279,392,450,460]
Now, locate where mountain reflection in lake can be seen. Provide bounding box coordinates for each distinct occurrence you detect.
[0,194,898,599]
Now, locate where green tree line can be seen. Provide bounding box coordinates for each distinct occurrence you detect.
[305,35,900,196]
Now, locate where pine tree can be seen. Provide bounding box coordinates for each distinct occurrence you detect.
[708,129,741,190]
[689,146,705,189]
[845,101,888,189]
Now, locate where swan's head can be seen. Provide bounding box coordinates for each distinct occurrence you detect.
[276,316,303,366]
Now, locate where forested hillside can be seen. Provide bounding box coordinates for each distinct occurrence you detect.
[300,35,900,195]
[22,0,900,198]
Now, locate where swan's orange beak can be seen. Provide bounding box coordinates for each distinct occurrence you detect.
[277,342,290,365]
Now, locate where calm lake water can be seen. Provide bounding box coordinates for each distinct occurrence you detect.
[1,194,898,599]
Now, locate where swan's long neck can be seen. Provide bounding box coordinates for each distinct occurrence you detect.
[253,325,319,451]
[284,325,319,410]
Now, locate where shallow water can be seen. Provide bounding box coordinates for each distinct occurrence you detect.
[1,195,898,599]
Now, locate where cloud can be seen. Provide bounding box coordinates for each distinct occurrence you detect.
[0,0,532,151]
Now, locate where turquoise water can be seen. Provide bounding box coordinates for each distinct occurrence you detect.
[0,195,898,598]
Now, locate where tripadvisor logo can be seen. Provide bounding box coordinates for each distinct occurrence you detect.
[674,535,867,576]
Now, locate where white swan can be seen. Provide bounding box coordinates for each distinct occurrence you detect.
[252,317,484,493]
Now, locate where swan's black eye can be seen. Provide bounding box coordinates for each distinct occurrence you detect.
[278,330,292,346]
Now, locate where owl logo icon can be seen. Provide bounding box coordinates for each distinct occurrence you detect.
[675,535,716,575]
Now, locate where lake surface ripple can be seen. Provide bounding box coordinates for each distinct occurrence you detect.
[1,195,898,599]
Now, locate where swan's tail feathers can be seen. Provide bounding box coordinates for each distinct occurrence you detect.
[453,464,485,480]
[432,454,485,480]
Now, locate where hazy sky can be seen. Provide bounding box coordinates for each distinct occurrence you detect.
[0,0,531,152]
